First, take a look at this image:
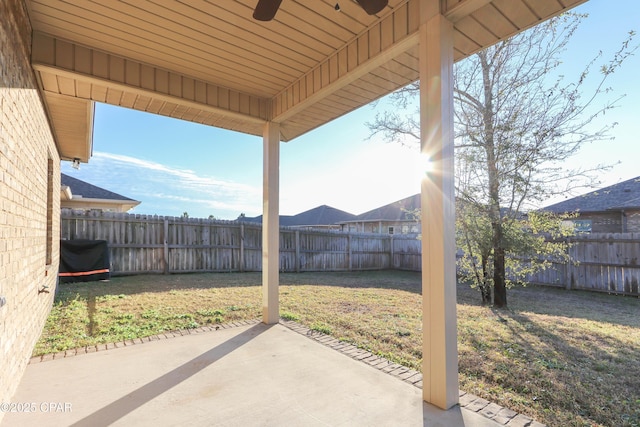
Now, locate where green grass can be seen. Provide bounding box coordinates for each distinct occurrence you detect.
[36,271,640,427]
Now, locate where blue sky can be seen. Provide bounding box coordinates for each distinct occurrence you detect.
[62,0,640,220]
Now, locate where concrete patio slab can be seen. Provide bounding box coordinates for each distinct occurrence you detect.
[2,322,503,427]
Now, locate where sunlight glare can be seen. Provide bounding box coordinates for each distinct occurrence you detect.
[421,153,434,177]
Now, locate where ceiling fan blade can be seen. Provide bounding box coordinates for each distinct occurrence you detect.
[355,0,388,15]
[253,0,283,21]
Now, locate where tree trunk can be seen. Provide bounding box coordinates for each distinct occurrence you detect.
[478,51,508,308]
[481,255,492,305]
[492,222,507,308]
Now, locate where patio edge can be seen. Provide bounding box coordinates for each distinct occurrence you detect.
[279,320,546,427]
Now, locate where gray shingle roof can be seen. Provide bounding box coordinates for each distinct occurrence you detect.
[243,193,423,226]
[286,205,357,226]
[353,194,421,221]
[243,205,356,226]
[542,176,640,213]
[61,173,136,201]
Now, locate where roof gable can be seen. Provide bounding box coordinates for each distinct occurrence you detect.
[288,205,357,226]
[244,204,356,226]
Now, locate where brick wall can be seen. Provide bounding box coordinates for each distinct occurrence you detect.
[0,0,61,417]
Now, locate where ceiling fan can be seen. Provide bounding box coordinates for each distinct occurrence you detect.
[253,0,388,21]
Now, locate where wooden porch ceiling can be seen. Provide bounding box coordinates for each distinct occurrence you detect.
[26,0,586,161]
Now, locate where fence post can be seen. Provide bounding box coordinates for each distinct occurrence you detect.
[163,219,169,274]
[295,230,300,272]
[565,239,574,290]
[348,234,353,271]
[238,222,244,273]
[390,235,395,269]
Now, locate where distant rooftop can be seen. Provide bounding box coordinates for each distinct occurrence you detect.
[61,173,137,201]
[244,205,356,227]
[61,173,140,212]
[542,176,640,213]
[349,194,421,222]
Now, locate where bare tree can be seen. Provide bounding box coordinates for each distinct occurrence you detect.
[368,13,637,307]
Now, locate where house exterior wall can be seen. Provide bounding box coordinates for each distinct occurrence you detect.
[341,221,420,235]
[627,211,640,232]
[0,0,61,417]
[575,212,624,233]
[61,199,137,212]
[567,210,640,233]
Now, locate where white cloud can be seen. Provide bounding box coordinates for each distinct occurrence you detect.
[95,152,255,193]
[62,152,262,218]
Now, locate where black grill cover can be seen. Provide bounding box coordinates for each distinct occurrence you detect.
[59,239,110,283]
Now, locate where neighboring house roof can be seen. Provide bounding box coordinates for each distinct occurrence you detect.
[244,205,356,227]
[542,176,640,213]
[611,195,640,210]
[346,194,421,222]
[244,195,421,229]
[62,174,136,201]
[61,173,140,212]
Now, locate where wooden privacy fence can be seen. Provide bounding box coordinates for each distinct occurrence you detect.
[394,232,640,297]
[61,210,259,274]
[60,211,640,296]
[525,233,640,296]
[60,210,419,275]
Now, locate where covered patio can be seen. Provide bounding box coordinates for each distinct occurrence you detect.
[25,0,585,414]
[4,321,513,426]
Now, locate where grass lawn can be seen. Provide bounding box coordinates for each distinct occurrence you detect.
[36,271,639,427]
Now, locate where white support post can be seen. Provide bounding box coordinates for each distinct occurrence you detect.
[419,4,459,410]
[262,122,280,324]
